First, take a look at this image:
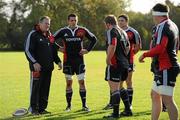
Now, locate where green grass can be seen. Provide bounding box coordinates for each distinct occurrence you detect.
[0,51,179,120]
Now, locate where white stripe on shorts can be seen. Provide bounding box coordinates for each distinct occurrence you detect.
[163,69,168,86]
[107,65,110,80]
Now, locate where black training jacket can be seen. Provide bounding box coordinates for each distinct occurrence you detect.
[25,25,61,71]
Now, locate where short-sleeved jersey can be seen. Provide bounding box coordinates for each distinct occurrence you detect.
[150,26,159,73]
[144,19,179,70]
[125,27,141,64]
[106,26,129,68]
[54,26,97,62]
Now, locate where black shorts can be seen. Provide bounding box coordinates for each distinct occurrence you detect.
[63,58,85,75]
[154,66,180,87]
[105,65,128,82]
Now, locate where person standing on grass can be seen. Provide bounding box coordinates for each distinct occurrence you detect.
[25,16,62,115]
[103,14,141,117]
[103,15,130,118]
[151,25,168,113]
[118,14,141,114]
[54,13,97,112]
[139,3,180,120]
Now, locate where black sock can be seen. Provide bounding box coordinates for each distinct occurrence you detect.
[66,89,73,107]
[79,89,86,107]
[127,88,133,105]
[111,90,120,116]
[109,91,112,105]
[120,88,131,111]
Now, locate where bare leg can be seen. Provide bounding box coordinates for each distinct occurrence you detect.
[108,80,120,92]
[66,80,73,90]
[78,80,85,90]
[151,90,161,120]
[162,95,179,120]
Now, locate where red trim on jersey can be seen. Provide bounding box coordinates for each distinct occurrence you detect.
[111,37,117,46]
[76,29,86,38]
[143,36,172,70]
[48,35,55,43]
[63,41,67,62]
[111,55,117,67]
[110,38,117,66]
[127,31,135,63]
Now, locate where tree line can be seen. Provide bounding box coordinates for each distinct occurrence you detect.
[0,0,179,51]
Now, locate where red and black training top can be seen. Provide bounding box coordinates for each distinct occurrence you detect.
[54,26,97,62]
[125,27,141,64]
[106,26,129,68]
[144,19,179,71]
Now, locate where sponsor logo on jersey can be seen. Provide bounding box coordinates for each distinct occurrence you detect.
[66,38,81,42]
[77,29,85,37]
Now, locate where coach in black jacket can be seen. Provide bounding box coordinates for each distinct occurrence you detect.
[25,16,62,115]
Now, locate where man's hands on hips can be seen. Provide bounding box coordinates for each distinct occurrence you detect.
[33,63,41,71]
[106,57,112,66]
[139,54,145,63]
[59,46,64,53]
[58,62,62,70]
[79,49,88,56]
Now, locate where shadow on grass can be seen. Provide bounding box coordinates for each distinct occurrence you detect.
[132,110,151,117]
[2,110,151,120]
[45,110,107,120]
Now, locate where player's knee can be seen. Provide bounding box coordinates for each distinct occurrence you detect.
[79,81,85,88]
[66,81,72,88]
[79,80,84,84]
[119,81,124,88]
[162,96,173,106]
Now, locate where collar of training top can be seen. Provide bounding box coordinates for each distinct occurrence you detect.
[34,24,50,37]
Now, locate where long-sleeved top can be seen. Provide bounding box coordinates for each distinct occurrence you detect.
[25,25,61,71]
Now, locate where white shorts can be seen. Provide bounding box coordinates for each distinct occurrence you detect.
[152,81,174,96]
[65,73,85,81]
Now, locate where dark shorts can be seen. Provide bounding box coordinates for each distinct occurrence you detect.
[154,66,180,87]
[63,58,85,75]
[128,63,135,72]
[105,65,128,82]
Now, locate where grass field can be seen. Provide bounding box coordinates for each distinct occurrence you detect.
[0,51,180,120]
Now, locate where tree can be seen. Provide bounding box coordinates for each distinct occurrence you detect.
[6,0,25,50]
[1,0,179,50]
[0,0,8,49]
[7,0,130,50]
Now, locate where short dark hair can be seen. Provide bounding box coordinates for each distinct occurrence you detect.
[68,13,77,20]
[118,14,129,22]
[104,15,117,25]
[39,16,50,23]
[152,3,169,13]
